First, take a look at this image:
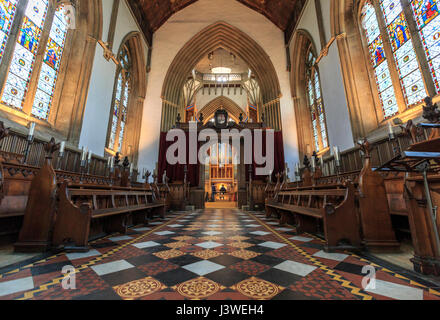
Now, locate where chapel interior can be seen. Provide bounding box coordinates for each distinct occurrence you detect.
[0,0,439,301]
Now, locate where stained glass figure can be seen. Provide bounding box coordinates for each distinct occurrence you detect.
[0,0,18,63]
[410,0,440,92]
[380,0,427,106]
[361,1,399,118]
[32,5,68,120]
[1,0,48,110]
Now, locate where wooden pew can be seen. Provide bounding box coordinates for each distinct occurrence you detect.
[266,182,361,251]
[14,139,59,252]
[52,182,165,251]
[357,140,400,252]
[405,173,440,276]
[403,135,440,276]
[0,159,114,240]
[249,181,267,210]
[266,142,399,252]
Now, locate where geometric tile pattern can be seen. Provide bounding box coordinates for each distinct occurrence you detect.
[0,208,439,300]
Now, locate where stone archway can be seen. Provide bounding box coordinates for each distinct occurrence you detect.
[330,0,379,139]
[160,21,282,131]
[198,96,244,124]
[289,29,319,159]
[106,31,147,164]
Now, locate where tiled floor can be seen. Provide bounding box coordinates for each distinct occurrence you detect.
[0,208,439,300]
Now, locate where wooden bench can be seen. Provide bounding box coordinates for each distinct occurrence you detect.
[266,182,361,251]
[0,160,115,240]
[52,182,165,251]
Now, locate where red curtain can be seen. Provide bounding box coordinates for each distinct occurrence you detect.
[158,132,200,186]
[246,131,285,182]
[158,130,285,185]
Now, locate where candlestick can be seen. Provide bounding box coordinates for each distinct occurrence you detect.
[59,141,65,154]
[388,122,395,139]
[333,146,340,162]
[28,122,35,138]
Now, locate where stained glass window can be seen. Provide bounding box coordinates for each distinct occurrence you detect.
[306,49,328,153]
[0,0,18,63]
[32,5,68,120]
[410,0,440,93]
[379,0,428,106]
[1,0,49,109]
[108,47,131,152]
[361,1,399,118]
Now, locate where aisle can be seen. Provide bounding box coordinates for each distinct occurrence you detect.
[0,209,439,300]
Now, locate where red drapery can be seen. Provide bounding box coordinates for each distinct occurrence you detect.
[158,130,285,185]
[246,131,285,182]
[158,132,200,186]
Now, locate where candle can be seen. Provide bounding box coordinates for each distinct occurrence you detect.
[130,163,134,174]
[107,156,111,166]
[311,156,316,169]
[110,156,114,169]
[59,141,65,154]
[82,147,88,161]
[333,146,340,162]
[295,163,300,175]
[28,122,35,137]
[320,157,324,167]
[388,122,394,137]
[88,151,92,162]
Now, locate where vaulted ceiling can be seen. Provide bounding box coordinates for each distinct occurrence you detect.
[126,0,307,46]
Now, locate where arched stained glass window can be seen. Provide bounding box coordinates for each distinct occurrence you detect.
[360,0,440,120]
[379,0,427,106]
[0,0,19,63]
[410,0,440,93]
[0,0,70,120]
[32,5,68,120]
[306,49,328,153]
[108,45,131,153]
[361,2,399,118]
[1,0,49,110]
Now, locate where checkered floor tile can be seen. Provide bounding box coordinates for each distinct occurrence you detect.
[1,209,439,300]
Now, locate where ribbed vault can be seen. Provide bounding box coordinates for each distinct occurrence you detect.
[161,21,282,131]
[198,96,244,124]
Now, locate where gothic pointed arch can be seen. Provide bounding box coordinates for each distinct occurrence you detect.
[290,29,329,158]
[198,96,244,124]
[105,31,146,164]
[161,21,282,131]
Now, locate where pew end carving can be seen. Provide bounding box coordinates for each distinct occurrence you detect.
[358,139,400,252]
[52,181,93,252]
[14,138,59,252]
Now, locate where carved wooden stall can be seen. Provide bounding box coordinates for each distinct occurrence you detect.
[266,182,361,251]
[0,132,169,252]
